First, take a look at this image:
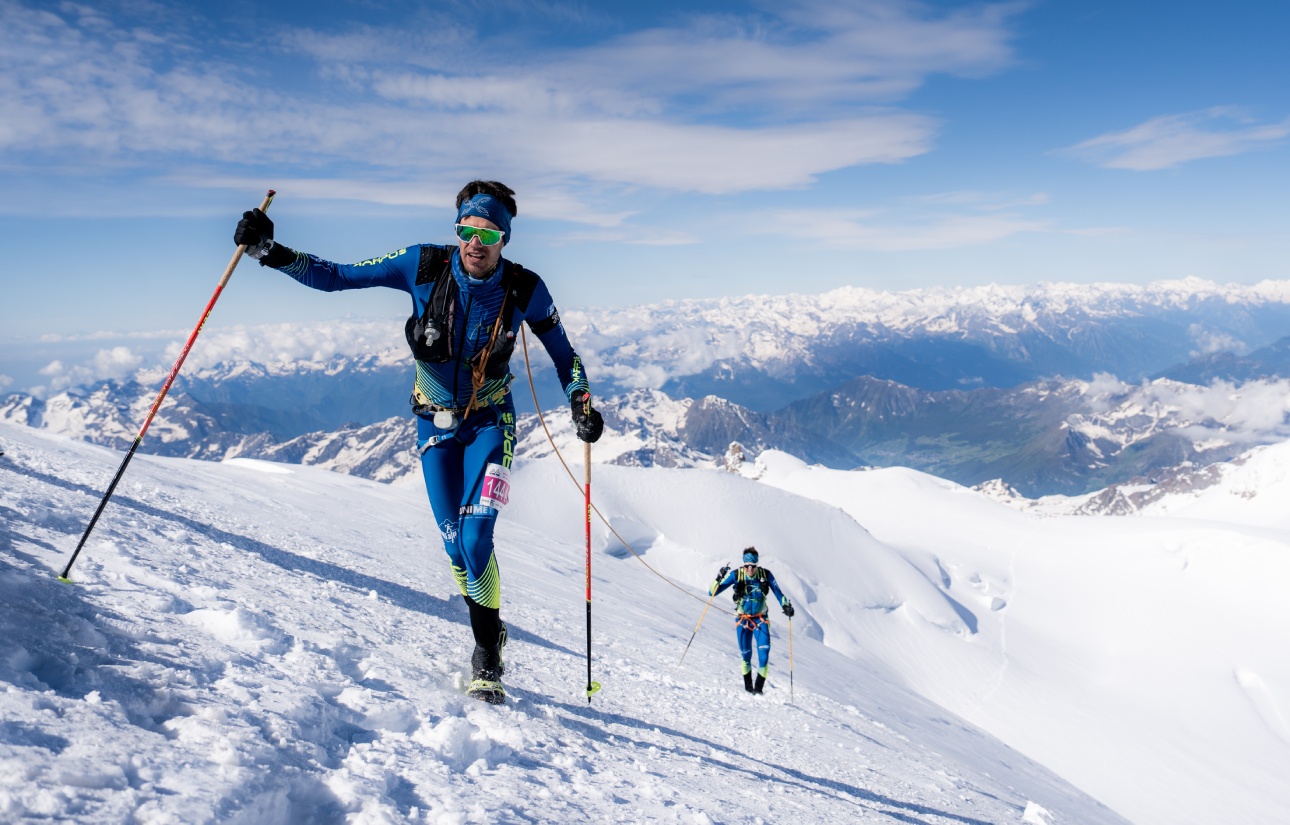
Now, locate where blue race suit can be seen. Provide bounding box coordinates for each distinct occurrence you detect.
[268,244,589,636]
[710,566,789,677]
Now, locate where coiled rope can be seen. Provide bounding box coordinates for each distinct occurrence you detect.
[519,327,734,617]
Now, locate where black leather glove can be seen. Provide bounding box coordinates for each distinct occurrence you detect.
[717,565,730,581]
[235,209,275,259]
[783,601,795,618]
[571,391,603,443]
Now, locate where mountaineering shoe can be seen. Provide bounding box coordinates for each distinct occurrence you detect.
[470,620,508,675]
[467,622,508,704]
[753,674,766,695]
[743,672,755,693]
[467,676,505,705]
[468,646,505,704]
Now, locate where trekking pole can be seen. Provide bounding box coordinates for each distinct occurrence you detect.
[583,404,601,702]
[678,589,718,666]
[788,616,795,706]
[59,189,276,582]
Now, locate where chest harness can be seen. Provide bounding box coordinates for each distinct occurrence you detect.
[404,246,553,424]
[733,566,772,628]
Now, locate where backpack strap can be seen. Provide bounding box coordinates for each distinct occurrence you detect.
[504,260,540,317]
[415,244,453,285]
[504,262,561,335]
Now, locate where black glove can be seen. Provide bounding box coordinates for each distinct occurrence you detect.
[783,601,795,618]
[716,565,730,581]
[571,392,603,443]
[235,209,275,259]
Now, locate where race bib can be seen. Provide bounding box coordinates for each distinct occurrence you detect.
[479,463,511,510]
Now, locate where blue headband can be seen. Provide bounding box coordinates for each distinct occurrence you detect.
[742,551,758,564]
[456,194,513,246]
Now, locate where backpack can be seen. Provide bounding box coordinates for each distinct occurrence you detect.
[403,245,544,377]
[732,566,769,604]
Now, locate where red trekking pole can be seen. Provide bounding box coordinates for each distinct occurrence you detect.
[583,397,601,702]
[59,190,276,582]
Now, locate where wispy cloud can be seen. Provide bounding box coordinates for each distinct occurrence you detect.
[909,190,1050,210]
[543,0,1020,112]
[26,320,406,394]
[550,227,700,246]
[761,209,1048,251]
[1,1,1022,198]
[1058,108,1290,171]
[37,346,143,392]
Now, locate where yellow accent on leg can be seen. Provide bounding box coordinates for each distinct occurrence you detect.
[466,554,501,610]
[450,564,469,597]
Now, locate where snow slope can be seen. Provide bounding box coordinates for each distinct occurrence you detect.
[748,451,1290,825]
[0,422,1115,824]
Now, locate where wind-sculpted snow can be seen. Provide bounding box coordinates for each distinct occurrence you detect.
[507,458,974,664]
[749,449,1290,825]
[0,422,1123,823]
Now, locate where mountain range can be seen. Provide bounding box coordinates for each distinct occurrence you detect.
[5,278,1290,496]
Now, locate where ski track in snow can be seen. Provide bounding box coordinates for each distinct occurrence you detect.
[0,423,1121,824]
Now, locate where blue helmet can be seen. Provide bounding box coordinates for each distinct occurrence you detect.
[742,547,759,564]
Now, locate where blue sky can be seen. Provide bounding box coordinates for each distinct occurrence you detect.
[2,0,1289,392]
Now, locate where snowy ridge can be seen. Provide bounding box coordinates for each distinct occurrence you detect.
[566,277,1290,389]
[8,371,1290,498]
[0,422,1118,824]
[23,277,1290,408]
[745,448,1290,825]
[1013,435,1290,520]
[577,277,1290,345]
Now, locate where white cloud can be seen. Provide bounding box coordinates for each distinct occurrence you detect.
[24,322,409,394]
[36,346,144,392]
[910,190,1051,210]
[0,374,13,393]
[551,227,699,247]
[762,209,1048,251]
[1083,372,1131,398]
[0,1,1020,197]
[160,320,407,373]
[559,0,1019,110]
[38,328,186,344]
[1163,379,1290,441]
[92,346,143,378]
[1188,323,1248,357]
[1059,108,1290,171]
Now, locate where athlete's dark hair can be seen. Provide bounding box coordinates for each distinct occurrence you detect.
[456,180,518,217]
[743,546,758,560]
